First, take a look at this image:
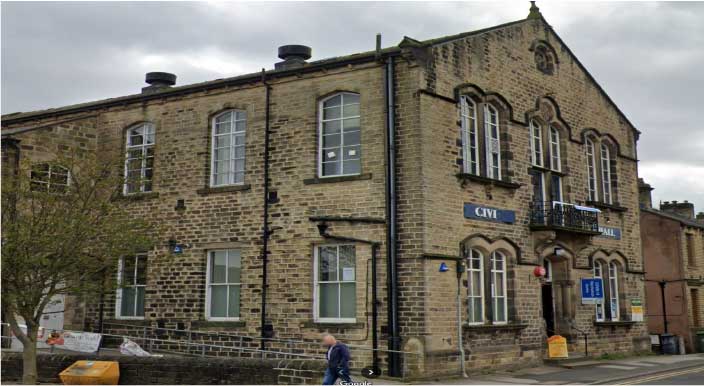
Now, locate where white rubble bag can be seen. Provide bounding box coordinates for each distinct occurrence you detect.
[119,337,158,357]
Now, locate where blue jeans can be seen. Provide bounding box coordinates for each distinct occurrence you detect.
[323,367,352,385]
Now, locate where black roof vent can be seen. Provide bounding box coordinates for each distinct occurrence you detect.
[142,72,177,94]
[275,45,312,70]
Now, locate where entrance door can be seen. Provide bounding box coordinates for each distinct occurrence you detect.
[542,284,555,336]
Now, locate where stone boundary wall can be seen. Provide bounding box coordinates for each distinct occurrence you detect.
[0,352,325,385]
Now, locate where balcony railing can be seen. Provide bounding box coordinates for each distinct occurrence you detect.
[529,201,600,234]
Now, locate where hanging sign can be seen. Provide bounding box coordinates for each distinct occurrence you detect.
[46,331,102,353]
[581,278,604,304]
[547,335,568,358]
[598,226,622,240]
[464,203,515,224]
[631,299,644,322]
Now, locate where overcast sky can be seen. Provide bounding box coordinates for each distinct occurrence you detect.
[2,1,703,212]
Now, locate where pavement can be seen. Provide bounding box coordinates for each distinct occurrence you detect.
[368,354,704,385]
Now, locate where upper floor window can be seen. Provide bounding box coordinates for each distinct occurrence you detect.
[586,138,598,202]
[484,105,501,180]
[319,93,361,178]
[30,163,70,193]
[314,244,356,323]
[600,144,612,204]
[529,120,543,167]
[116,254,147,319]
[206,249,241,320]
[549,126,561,172]
[124,123,154,194]
[460,96,479,175]
[211,110,246,187]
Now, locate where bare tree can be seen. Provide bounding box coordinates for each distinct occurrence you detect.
[2,155,154,384]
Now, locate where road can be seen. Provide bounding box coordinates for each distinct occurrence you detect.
[619,366,704,385]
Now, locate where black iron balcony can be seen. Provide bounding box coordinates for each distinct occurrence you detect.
[529,201,601,235]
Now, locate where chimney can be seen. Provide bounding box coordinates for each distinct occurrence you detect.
[697,212,704,224]
[660,200,696,220]
[142,72,177,94]
[638,178,653,209]
[275,45,312,70]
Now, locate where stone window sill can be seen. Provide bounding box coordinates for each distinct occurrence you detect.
[303,173,372,185]
[117,192,160,201]
[103,319,152,326]
[455,173,521,190]
[197,184,251,195]
[594,320,636,327]
[463,323,528,331]
[530,165,567,177]
[190,320,246,328]
[301,321,365,329]
[585,200,628,212]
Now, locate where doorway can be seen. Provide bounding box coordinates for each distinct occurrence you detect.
[542,259,555,336]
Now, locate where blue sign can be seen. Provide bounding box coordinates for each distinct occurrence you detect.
[598,226,621,240]
[173,245,183,254]
[581,278,604,304]
[464,203,515,224]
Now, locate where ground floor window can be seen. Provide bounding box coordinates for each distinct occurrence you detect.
[594,260,621,322]
[466,248,508,324]
[315,245,356,322]
[206,250,241,320]
[116,254,147,319]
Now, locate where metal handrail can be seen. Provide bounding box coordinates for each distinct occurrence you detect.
[529,201,599,233]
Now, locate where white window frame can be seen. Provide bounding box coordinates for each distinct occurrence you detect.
[601,143,612,204]
[551,174,563,203]
[313,244,357,323]
[210,110,247,187]
[549,126,561,172]
[205,250,242,321]
[460,96,480,175]
[484,104,501,180]
[318,93,361,178]
[115,254,147,320]
[586,138,598,202]
[529,119,543,167]
[608,262,620,321]
[30,163,71,192]
[490,251,508,324]
[124,123,155,195]
[467,248,485,325]
[594,261,605,322]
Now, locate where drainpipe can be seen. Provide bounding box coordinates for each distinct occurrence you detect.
[384,55,401,377]
[260,69,272,351]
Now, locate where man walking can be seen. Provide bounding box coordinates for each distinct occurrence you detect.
[322,334,353,385]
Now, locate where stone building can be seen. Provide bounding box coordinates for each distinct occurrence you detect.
[1,3,650,377]
[639,179,704,352]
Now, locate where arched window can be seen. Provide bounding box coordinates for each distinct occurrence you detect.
[467,248,484,324]
[484,104,501,179]
[608,262,620,321]
[319,92,361,177]
[460,96,479,175]
[124,122,155,194]
[600,144,612,204]
[211,110,246,187]
[586,138,598,202]
[491,251,508,323]
[594,261,605,322]
[549,126,561,172]
[529,119,543,167]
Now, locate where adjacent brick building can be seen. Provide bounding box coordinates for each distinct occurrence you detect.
[639,179,704,352]
[2,3,650,377]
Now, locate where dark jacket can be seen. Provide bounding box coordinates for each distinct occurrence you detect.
[326,342,351,370]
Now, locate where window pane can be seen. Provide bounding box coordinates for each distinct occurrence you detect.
[210,286,227,318]
[343,146,360,160]
[495,273,505,296]
[136,256,147,285]
[215,135,230,148]
[343,118,360,132]
[319,283,339,318]
[323,150,338,161]
[216,111,233,125]
[233,159,245,172]
[471,271,481,294]
[215,173,228,186]
[228,285,240,318]
[338,246,355,281]
[323,134,341,148]
[136,287,145,317]
[234,134,245,146]
[319,247,338,281]
[342,93,359,105]
[234,145,245,158]
[123,258,136,285]
[233,172,245,184]
[129,132,143,146]
[322,162,340,176]
[340,283,356,318]
[343,131,360,146]
[234,120,246,133]
[343,103,360,117]
[214,161,230,174]
[323,120,342,135]
[495,299,506,322]
[215,122,230,135]
[211,252,227,283]
[121,287,135,317]
[343,159,361,175]
[228,251,241,284]
[215,148,229,161]
[324,95,342,108]
[323,106,341,120]
[472,298,483,323]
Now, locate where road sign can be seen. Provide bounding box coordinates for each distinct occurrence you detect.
[581,278,604,304]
